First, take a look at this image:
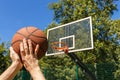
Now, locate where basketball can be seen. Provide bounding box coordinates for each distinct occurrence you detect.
[11,26,48,59]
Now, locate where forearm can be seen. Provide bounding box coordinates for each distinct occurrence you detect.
[29,67,45,80]
[0,62,21,80]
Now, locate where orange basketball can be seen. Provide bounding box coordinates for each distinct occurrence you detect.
[11,26,48,59]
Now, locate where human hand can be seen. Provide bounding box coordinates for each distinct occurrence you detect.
[10,47,23,69]
[20,39,40,73]
[19,38,45,80]
[0,47,23,80]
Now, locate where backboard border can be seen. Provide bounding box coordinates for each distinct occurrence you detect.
[46,16,94,56]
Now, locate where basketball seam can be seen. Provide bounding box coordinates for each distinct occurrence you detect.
[12,27,42,45]
[26,27,47,40]
[12,39,47,52]
[25,27,48,52]
[11,40,22,46]
[12,27,47,53]
[16,32,27,38]
[26,27,39,39]
[12,29,38,46]
[30,40,47,52]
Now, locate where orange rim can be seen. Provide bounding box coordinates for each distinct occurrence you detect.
[51,42,68,54]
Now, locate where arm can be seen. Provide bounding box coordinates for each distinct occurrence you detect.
[20,39,45,80]
[28,66,45,80]
[0,61,21,80]
[0,47,23,80]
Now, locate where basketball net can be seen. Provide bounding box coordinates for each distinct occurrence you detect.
[51,42,68,54]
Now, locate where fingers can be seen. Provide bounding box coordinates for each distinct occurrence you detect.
[10,47,14,58]
[10,46,21,65]
[10,47,13,53]
[20,42,25,57]
[20,39,40,70]
[10,47,18,57]
[35,44,39,57]
[20,38,39,59]
[10,47,16,54]
[23,38,29,55]
[28,39,33,55]
[20,39,33,56]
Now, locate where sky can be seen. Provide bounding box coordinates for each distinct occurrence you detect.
[0,0,120,43]
[0,0,57,43]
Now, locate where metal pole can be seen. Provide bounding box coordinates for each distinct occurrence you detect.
[68,53,97,80]
[76,63,79,80]
[21,67,31,80]
[44,69,47,78]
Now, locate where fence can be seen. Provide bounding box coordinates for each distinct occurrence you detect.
[13,63,116,80]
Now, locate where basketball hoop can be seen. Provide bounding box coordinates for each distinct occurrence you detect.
[51,42,68,54]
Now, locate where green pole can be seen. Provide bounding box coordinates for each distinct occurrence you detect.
[76,63,79,80]
[44,69,47,78]
[21,67,31,80]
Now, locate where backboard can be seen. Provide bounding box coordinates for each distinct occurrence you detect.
[46,16,93,56]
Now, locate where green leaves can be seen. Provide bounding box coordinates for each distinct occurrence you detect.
[41,0,120,79]
[0,42,10,74]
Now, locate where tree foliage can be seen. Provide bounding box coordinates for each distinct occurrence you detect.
[0,42,10,74]
[40,0,120,79]
[48,0,118,63]
[112,19,120,79]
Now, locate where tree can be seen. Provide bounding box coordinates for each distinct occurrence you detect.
[112,19,120,79]
[0,42,10,74]
[50,0,116,62]
[40,0,119,79]
[48,0,118,63]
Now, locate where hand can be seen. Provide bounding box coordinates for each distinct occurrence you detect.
[0,47,23,80]
[20,39,40,73]
[10,47,23,69]
[20,39,45,80]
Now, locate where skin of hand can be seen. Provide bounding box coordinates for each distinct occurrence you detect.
[0,47,23,80]
[10,47,23,69]
[20,39,45,80]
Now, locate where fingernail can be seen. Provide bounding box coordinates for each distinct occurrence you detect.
[28,39,30,41]
[23,38,26,42]
[28,39,31,43]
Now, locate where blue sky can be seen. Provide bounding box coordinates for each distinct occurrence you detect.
[0,0,120,43]
[0,0,57,43]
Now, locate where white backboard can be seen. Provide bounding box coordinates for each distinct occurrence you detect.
[46,16,93,56]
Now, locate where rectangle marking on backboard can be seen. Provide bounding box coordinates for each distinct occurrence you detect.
[59,35,75,50]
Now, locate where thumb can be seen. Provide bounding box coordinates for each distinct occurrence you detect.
[10,47,13,52]
[10,47,14,58]
[10,47,15,53]
[10,47,16,56]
